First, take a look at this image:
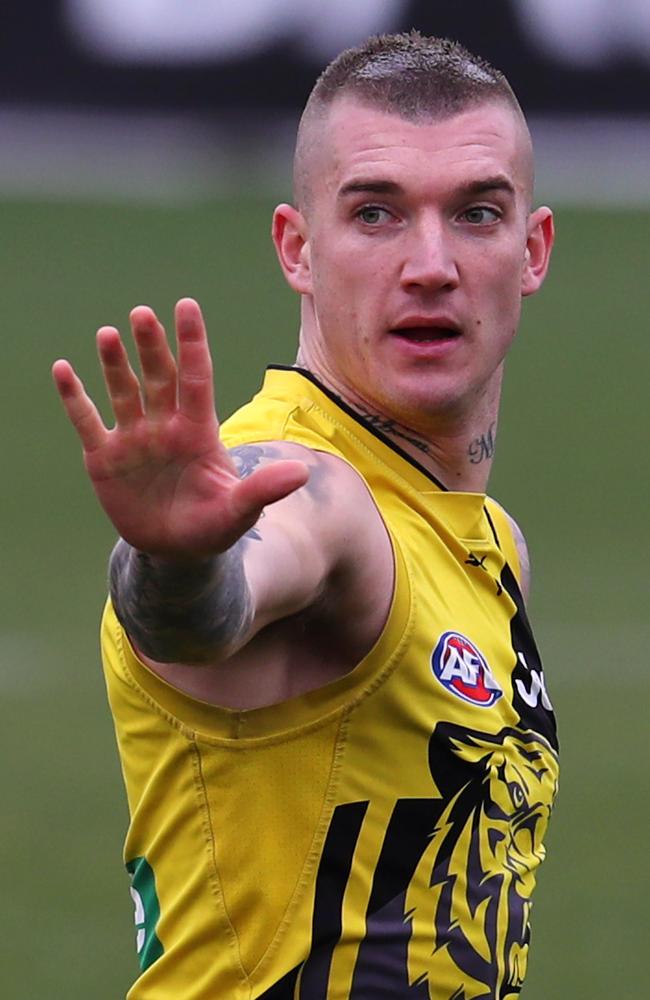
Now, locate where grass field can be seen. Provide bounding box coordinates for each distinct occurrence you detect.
[1,197,648,998]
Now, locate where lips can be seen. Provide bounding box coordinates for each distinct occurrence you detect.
[391,326,460,342]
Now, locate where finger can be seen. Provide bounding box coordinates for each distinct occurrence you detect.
[174,298,217,424]
[97,326,144,428]
[130,305,178,418]
[232,461,310,521]
[52,359,109,452]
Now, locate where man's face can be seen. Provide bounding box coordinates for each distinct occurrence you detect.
[280,96,552,432]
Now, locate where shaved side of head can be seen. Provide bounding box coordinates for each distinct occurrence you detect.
[294,31,534,213]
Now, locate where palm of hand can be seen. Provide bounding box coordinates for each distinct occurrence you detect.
[86,413,243,556]
[53,299,307,560]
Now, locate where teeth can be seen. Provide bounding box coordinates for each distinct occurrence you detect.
[394,327,455,341]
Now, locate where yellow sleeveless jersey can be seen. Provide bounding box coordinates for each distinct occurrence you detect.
[102,367,559,1000]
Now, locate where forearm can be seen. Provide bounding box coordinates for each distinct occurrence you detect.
[109,538,253,664]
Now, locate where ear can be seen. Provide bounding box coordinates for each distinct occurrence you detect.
[272,203,312,295]
[521,206,555,298]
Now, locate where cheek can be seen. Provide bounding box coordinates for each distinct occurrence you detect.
[311,245,353,301]
[477,255,525,321]
[312,253,377,321]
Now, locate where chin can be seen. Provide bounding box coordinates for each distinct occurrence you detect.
[380,380,470,427]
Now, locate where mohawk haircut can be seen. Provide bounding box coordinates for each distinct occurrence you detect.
[294,31,525,208]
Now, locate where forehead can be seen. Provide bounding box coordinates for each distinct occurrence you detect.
[311,97,532,202]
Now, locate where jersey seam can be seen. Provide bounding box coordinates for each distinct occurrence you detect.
[190,706,347,749]
[267,365,449,490]
[248,712,352,982]
[111,617,197,738]
[294,396,440,500]
[107,585,414,747]
[189,574,416,747]
[484,499,523,587]
[190,739,251,994]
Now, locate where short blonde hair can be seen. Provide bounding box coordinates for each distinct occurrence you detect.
[294,31,526,208]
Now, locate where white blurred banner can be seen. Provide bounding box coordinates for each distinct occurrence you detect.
[516,0,650,65]
[1,0,647,202]
[65,0,650,67]
[64,0,405,62]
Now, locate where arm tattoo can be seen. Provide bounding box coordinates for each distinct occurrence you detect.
[230,444,272,479]
[230,441,330,504]
[109,539,253,664]
[109,441,317,663]
[230,444,278,541]
[468,423,496,465]
[231,444,283,540]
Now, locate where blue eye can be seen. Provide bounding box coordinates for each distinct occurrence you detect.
[463,206,501,225]
[357,206,390,225]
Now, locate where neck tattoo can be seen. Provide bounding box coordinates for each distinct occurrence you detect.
[292,362,433,456]
[354,407,433,456]
[468,423,496,465]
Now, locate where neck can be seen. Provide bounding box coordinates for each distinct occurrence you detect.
[294,348,500,493]
[351,403,498,492]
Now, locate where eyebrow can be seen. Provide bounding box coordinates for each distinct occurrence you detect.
[338,179,404,198]
[457,176,516,198]
[338,175,516,200]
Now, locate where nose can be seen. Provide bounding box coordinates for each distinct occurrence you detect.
[400,218,460,291]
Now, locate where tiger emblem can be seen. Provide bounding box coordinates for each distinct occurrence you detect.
[405,724,559,1000]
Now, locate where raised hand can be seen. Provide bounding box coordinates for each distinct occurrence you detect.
[52,298,308,559]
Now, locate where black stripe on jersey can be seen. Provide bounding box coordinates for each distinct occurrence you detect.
[484,504,501,548]
[257,801,368,1000]
[485,504,558,749]
[298,800,369,998]
[267,365,449,492]
[364,797,443,915]
[499,560,559,750]
[257,965,300,1000]
[350,798,442,998]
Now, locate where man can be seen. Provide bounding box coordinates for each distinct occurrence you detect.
[53,32,558,1000]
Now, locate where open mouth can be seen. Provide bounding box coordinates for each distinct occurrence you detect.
[391,326,461,343]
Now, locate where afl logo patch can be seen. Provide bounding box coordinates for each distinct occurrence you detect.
[432,631,503,707]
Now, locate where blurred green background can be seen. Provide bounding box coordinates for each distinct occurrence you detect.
[1,197,647,997]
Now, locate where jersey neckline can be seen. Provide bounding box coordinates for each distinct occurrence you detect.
[267,365,449,493]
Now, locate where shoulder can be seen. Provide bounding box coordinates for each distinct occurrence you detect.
[230,440,394,649]
[504,512,530,601]
[487,499,531,602]
[503,511,531,602]
[229,440,376,510]
[228,439,390,562]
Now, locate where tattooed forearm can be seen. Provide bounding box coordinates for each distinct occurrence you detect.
[109,539,253,664]
[468,423,496,465]
[354,408,433,456]
[109,441,322,662]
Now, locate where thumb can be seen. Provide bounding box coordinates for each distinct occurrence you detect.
[231,460,310,522]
